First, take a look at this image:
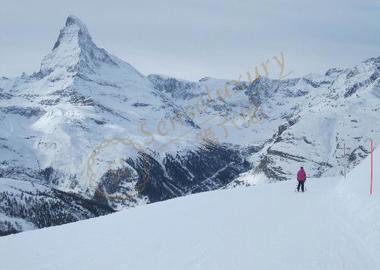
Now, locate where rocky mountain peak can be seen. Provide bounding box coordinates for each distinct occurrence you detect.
[39,15,117,77]
[51,15,92,51]
[65,15,90,34]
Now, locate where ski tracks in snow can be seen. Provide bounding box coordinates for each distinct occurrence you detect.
[308,179,376,270]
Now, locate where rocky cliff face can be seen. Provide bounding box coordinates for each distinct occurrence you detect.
[0,15,379,235]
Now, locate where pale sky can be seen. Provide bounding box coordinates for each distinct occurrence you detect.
[0,0,379,81]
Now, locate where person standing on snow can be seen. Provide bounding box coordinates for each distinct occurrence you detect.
[297,167,307,192]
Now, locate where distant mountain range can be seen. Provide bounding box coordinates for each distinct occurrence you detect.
[1,15,379,235]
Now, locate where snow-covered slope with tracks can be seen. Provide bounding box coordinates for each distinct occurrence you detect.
[0,148,378,270]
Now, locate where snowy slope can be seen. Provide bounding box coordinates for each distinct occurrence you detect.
[0,149,378,270]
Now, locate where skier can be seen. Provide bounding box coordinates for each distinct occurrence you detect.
[296,166,306,192]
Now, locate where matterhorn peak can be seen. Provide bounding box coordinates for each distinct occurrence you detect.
[51,15,93,51]
[39,15,117,76]
[65,15,89,34]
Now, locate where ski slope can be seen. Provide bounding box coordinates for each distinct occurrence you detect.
[0,149,378,270]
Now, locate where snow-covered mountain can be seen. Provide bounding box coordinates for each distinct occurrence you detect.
[0,15,379,235]
[149,62,380,182]
[0,148,378,270]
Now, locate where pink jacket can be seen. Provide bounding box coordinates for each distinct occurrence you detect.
[297,169,306,182]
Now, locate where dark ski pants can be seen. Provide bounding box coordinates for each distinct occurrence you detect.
[297,181,305,192]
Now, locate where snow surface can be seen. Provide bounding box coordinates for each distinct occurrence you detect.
[0,149,378,270]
